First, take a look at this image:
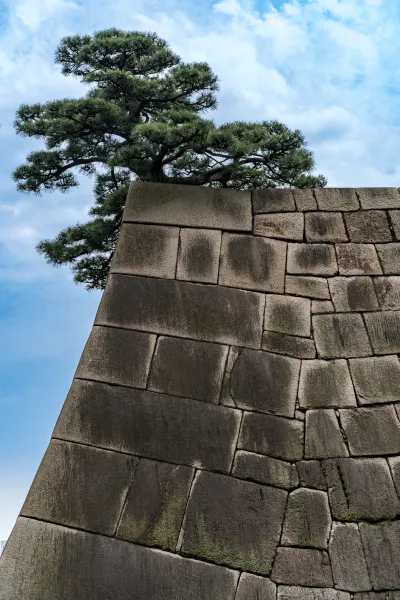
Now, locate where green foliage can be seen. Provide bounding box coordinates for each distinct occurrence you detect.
[12,28,327,290]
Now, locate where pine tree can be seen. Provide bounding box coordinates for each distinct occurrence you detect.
[12,28,327,290]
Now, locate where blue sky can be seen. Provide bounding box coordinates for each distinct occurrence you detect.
[1,0,400,541]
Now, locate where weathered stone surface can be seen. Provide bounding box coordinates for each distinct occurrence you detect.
[239,412,304,461]
[286,276,330,299]
[176,228,221,283]
[181,471,287,574]
[287,244,338,276]
[253,188,296,213]
[376,243,400,274]
[54,380,241,473]
[264,294,311,337]
[125,181,252,230]
[345,210,392,243]
[329,522,371,592]
[336,244,382,275]
[235,573,276,600]
[298,360,356,409]
[305,212,347,242]
[313,313,372,358]
[229,348,300,417]
[293,188,318,211]
[314,188,359,211]
[390,209,400,237]
[147,336,228,403]
[271,548,333,586]
[233,450,299,489]
[0,517,239,600]
[355,594,400,600]
[262,331,316,359]
[349,355,400,404]
[312,300,334,313]
[328,277,379,312]
[116,458,193,551]
[305,409,348,458]
[388,456,400,496]
[339,405,400,456]
[364,311,400,353]
[219,233,286,292]
[359,520,400,589]
[96,274,264,348]
[20,439,131,535]
[374,276,400,309]
[297,460,327,490]
[281,489,331,549]
[279,587,350,600]
[254,212,304,240]
[357,187,400,209]
[75,326,156,388]
[322,457,400,520]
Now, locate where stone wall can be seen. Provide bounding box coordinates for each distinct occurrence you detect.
[1,183,400,599]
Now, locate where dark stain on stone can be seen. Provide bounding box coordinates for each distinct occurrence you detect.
[227,236,272,283]
[183,236,213,277]
[297,245,333,269]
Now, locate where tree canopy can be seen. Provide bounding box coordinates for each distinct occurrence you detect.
[12,28,327,290]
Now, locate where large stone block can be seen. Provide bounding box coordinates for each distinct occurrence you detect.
[235,573,276,600]
[329,522,371,592]
[0,517,239,600]
[374,276,400,309]
[388,456,400,496]
[281,488,331,549]
[124,181,252,230]
[349,355,400,404]
[287,244,338,276]
[305,409,348,458]
[344,210,392,243]
[262,331,316,359]
[147,336,228,403]
[75,326,156,389]
[298,360,356,409]
[375,243,400,274]
[339,405,400,456]
[239,412,304,461]
[54,380,241,473]
[292,188,317,211]
[286,276,330,299]
[176,228,222,283]
[355,594,400,600]
[233,450,299,490]
[297,460,327,490]
[359,520,400,589]
[314,188,359,211]
[254,212,304,240]
[264,294,311,337]
[181,471,287,574]
[95,274,264,348]
[271,548,333,586]
[312,313,372,358]
[252,188,296,213]
[305,212,347,242]
[219,233,286,292]
[328,277,379,312]
[336,244,382,275]
[279,588,350,600]
[364,311,400,353]
[357,187,400,209]
[390,209,400,237]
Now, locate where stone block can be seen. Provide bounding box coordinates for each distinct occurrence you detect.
[364,311,400,353]
[252,188,296,213]
[314,188,359,211]
[298,360,356,409]
[279,588,350,600]
[219,233,286,293]
[389,456,400,496]
[336,243,382,275]
[312,313,372,358]
[271,548,333,586]
[264,294,311,337]
[116,458,193,551]
[181,471,287,575]
[235,573,276,600]
[96,275,264,349]
[329,522,371,592]
[286,276,330,299]
[229,348,300,417]
[390,209,400,237]
[124,181,252,230]
[233,450,299,489]
[312,300,334,313]
[349,355,400,404]
[376,243,400,274]
[262,331,316,359]
[176,228,221,283]
[75,326,156,389]
[147,336,228,403]
[374,276,400,309]
[297,460,327,490]
[339,405,400,456]
[355,594,400,600]
[359,520,400,589]
[357,187,400,209]
[322,457,400,520]
[328,277,379,312]
[305,212,347,242]
[54,380,241,473]
[0,517,239,600]
[305,409,348,458]
[254,212,304,240]
[292,188,317,211]
[287,244,338,276]
[281,489,331,549]
[239,412,304,461]
[345,210,391,243]
[20,440,131,535]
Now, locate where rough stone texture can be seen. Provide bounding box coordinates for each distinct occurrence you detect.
[336,244,382,275]
[313,313,372,358]
[389,456,400,496]
[279,588,350,600]
[176,228,221,283]
[235,573,276,600]
[314,188,360,211]
[254,212,304,240]
[298,360,356,409]
[349,355,400,404]
[271,548,333,586]
[253,188,296,213]
[262,331,316,358]
[328,277,379,312]
[233,450,299,489]
[329,522,371,592]
[75,326,156,388]
[339,405,400,456]
[287,243,338,276]
[344,210,392,243]
[390,209,400,237]
[305,212,348,242]
[376,243,400,274]
[264,294,311,337]
[110,223,179,278]
[374,276,400,309]
[357,187,400,209]
[239,411,304,461]
[181,471,287,574]
[305,409,348,458]
[312,300,335,313]
[359,520,400,589]
[355,594,400,600]
[286,275,330,299]
[292,188,318,211]
[147,336,228,403]
[364,310,400,353]
[281,488,331,549]
[219,233,286,292]
[297,460,327,490]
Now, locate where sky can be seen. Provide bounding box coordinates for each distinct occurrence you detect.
[1,0,400,542]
